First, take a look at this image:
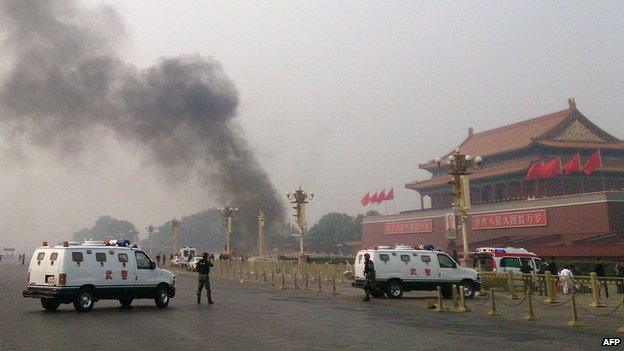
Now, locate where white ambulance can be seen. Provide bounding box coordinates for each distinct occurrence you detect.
[23,240,176,312]
[472,247,542,273]
[352,245,481,299]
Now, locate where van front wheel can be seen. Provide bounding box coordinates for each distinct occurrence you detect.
[41,298,60,311]
[155,285,170,308]
[461,281,476,299]
[386,280,404,299]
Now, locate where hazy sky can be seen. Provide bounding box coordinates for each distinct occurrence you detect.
[1,0,622,251]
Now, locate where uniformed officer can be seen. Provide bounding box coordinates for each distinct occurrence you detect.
[363,253,376,302]
[197,252,214,304]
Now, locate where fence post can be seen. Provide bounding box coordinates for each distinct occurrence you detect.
[523,286,536,321]
[280,272,286,290]
[544,272,559,304]
[305,273,309,290]
[590,272,606,308]
[566,294,585,327]
[317,274,322,292]
[271,270,275,286]
[262,270,267,285]
[435,286,445,313]
[507,272,519,300]
[293,272,299,289]
[617,298,624,333]
[452,284,460,311]
[486,289,500,316]
[458,286,469,312]
[332,274,338,295]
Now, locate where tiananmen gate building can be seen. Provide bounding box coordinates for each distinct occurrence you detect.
[362,99,624,260]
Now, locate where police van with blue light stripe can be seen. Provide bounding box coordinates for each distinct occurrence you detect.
[23,239,175,312]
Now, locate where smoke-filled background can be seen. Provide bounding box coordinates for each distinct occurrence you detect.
[0,0,284,251]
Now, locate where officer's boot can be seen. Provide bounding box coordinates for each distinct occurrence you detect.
[208,293,214,304]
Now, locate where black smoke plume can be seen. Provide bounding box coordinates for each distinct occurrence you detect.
[0,0,285,251]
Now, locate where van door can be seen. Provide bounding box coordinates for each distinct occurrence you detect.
[135,251,157,295]
[29,250,60,286]
[417,253,439,281]
[116,251,136,288]
[499,257,522,273]
[437,253,460,282]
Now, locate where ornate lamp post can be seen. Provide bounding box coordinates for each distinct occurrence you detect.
[435,149,482,267]
[287,186,314,263]
[218,203,238,255]
[145,225,155,255]
[258,209,266,257]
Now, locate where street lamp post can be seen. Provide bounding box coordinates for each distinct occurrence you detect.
[287,186,314,263]
[145,225,155,255]
[435,149,482,267]
[258,209,265,257]
[218,203,238,255]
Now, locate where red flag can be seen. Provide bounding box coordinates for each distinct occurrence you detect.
[562,154,581,175]
[376,190,386,204]
[360,192,370,206]
[524,161,543,181]
[583,151,602,175]
[369,192,378,204]
[541,158,562,178]
[385,188,395,201]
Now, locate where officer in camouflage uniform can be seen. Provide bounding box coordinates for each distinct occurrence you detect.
[197,252,214,304]
[363,253,376,302]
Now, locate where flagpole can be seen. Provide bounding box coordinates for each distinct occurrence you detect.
[559,156,566,196]
[599,150,606,192]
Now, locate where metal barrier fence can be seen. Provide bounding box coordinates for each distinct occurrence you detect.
[212,260,354,286]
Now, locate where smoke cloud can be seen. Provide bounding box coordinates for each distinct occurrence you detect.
[0,0,285,250]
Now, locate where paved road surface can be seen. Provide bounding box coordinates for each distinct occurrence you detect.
[0,262,613,350]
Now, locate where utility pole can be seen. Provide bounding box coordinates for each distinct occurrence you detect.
[258,209,266,257]
[287,186,313,263]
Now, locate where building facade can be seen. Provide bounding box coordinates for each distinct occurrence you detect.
[362,100,624,259]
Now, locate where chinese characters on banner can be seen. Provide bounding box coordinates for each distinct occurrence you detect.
[385,218,433,235]
[471,209,547,230]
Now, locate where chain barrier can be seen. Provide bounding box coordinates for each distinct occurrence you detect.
[578,303,622,317]
[467,296,491,306]
[537,296,572,307]
[495,294,528,307]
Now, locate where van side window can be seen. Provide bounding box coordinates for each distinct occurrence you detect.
[379,254,390,262]
[135,251,152,269]
[500,257,521,268]
[400,255,410,263]
[95,253,107,262]
[118,253,128,263]
[37,252,45,260]
[421,255,431,263]
[50,253,58,261]
[72,252,83,262]
[437,254,456,269]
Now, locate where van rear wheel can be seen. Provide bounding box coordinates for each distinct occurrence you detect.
[73,288,95,312]
[386,280,404,299]
[41,298,60,311]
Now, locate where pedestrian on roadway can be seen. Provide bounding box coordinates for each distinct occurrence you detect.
[559,266,574,295]
[156,254,161,266]
[363,253,376,302]
[548,257,558,275]
[594,257,608,299]
[21,254,25,265]
[197,252,214,304]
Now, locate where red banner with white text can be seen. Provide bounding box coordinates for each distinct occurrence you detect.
[385,219,433,235]
[471,209,547,230]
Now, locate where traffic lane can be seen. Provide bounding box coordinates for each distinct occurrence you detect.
[2,263,604,351]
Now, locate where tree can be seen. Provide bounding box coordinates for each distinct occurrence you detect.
[305,212,361,246]
[71,215,137,242]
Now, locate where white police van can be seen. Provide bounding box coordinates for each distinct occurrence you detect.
[23,240,176,312]
[352,245,481,299]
